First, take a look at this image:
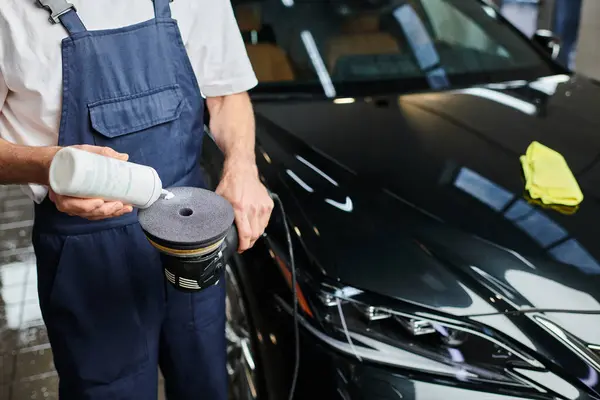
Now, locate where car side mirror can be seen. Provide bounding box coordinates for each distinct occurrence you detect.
[532,29,561,59]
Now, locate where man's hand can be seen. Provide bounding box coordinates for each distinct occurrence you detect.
[49,145,134,220]
[206,92,270,252]
[216,162,273,253]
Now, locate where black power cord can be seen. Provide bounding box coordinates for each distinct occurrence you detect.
[270,193,299,400]
[223,192,299,399]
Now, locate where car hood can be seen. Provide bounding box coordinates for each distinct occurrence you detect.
[253,73,600,338]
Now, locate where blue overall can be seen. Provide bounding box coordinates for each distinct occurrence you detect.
[32,1,227,398]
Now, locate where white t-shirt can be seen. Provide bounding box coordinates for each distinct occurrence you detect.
[0,0,258,203]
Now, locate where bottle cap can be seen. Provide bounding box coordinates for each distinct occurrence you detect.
[161,189,175,200]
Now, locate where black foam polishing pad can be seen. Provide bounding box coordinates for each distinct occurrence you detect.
[138,187,235,251]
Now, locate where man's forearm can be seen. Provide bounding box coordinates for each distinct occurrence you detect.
[0,139,59,185]
[206,91,272,252]
[206,92,256,172]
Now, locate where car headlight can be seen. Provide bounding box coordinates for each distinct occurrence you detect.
[274,279,546,389]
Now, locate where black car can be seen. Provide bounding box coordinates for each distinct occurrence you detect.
[201,0,600,399]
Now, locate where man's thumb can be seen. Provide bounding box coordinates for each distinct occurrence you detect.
[72,145,129,161]
[99,146,129,161]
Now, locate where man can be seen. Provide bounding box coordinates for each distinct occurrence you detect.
[552,0,583,68]
[0,0,273,399]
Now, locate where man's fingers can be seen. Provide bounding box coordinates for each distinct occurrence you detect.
[100,146,129,161]
[49,173,133,220]
[48,189,57,203]
[258,199,274,234]
[85,204,133,220]
[249,195,274,247]
[56,196,104,214]
[216,175,274,251]
[115,205,134,217]
[82,201,123,218]
[248,204,262,248]
[235,211,253,253]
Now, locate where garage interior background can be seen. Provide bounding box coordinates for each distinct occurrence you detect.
[498,0,599,80]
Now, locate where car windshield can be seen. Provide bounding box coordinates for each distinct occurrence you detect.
[233,0,559,97]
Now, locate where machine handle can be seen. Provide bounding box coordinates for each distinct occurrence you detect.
[222,224,239,260]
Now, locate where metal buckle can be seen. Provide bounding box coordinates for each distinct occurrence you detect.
[36,0,76,24]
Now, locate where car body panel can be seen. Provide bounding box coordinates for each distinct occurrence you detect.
[220,239,600,400]
[253,74,600,323]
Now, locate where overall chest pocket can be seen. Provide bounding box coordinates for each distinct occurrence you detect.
[89,85,185,161]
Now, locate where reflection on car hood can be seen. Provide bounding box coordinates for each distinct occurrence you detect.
[253,73,600,336]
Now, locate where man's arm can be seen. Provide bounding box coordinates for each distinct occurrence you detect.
[0,139,58,185]
[0,71,56,187]
[0,138,132,218]
[186,0,270,252]
[207,92,273,252]
[207,92,256,170]
[0,75,48,183]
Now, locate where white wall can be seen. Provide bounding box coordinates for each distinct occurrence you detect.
[575,0,600,80]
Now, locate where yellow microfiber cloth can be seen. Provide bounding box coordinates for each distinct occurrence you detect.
[520,141,583,207]
[524,192,580,215]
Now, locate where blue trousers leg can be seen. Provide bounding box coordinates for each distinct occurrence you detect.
[33,223,227,399]
[553,0,583,68]
[159,275,227,400]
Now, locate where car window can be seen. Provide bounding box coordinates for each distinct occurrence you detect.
[422,0,509,57]
[233,0,556,96]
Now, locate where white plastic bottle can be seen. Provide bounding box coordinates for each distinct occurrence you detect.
[49,147,170,209]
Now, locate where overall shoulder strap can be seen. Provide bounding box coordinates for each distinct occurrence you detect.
[36,0,87,35]
[153,0,172,19]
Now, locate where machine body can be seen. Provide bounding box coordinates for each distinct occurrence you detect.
[138,186,238,292]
